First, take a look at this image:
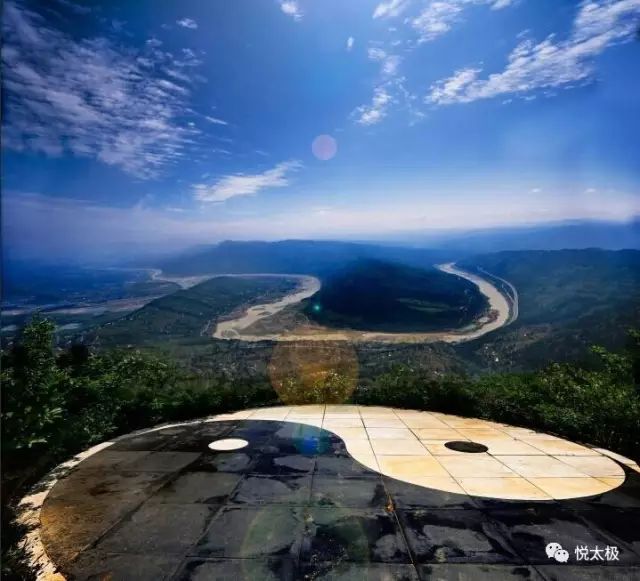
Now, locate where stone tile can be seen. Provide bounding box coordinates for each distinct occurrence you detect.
[344,440,375,456]
[418,564,544,580]
[288,405,326,414]
[299,561,420,580]
[482,440,547,456]
[273,422,326,440]
[437,456,517,478]
[363,418,406,428]
[535,566,640,581]
[251,454,316,475]
[397,509,520,564]
[525,439,598,456]
[122,451,201,472]
[422,442,485,456]
[456,478,552,501]
[564,472,640,509]
[598,476,626,487]
[48,468,169,502]
[174,557,298,581]
[457,429,511,441]
[371,439,428,456]
[71,450,153,470]
[301,507,411,563]
[578,508,640,560]
[109,432,179,452]
[330,427,369,440]
[148,472,242,504]
[400,416,449,429]
[325,405,360,415]
[367,427,414,440]
[191,506,304,559]
[494,456,590,478]
[230,474,312,505]
[311,475,388,508]
[487,506,633,564]
[67,551,181,581]
[187,451,255,474]
[323,418,364,428]
[315,455,381,478]
[97,503,218,554]
[383,476,475,509]
[413,428,466,440]
[377,455,450,478]
[593,448,638,466]
[41,496,148,568]
[438,418,495,429]
[527,477,624,500]
[249,411,290,420]
[358,406,399,417]
[552,455,625,478]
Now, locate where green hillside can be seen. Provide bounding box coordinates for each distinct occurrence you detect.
[457,249,640,370]
[305,259,488,332]
[96,276,296,346]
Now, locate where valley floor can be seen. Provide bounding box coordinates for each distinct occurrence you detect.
[212,263,516,344]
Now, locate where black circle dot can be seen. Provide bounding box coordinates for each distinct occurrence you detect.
[444,440,488,453]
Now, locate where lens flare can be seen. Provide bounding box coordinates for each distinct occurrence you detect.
[311,134,337,161]
[268,342,358,404]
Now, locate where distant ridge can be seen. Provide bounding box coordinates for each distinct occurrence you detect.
[158,240,453,277]
[372,218,640,253]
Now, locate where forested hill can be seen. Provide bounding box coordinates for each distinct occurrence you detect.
[157,240,453,276]
[305,259,488,332]
[457,249,640,369]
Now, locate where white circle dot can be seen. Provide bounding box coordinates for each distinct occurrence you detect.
[208,438,248,451]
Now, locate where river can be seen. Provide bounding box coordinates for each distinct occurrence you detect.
[212,263,516,344]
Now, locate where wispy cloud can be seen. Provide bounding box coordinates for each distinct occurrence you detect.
[411,0,514,43]
[427,0,640,105]
[2,1,205,179]
[193,160,302,203]
[205,115,229,126]
[346,36,355,51]
[373,0,411,19]
[176,17,198,29]
[353,47,403,125]
[279,1,302,21]
[353,87,392,126]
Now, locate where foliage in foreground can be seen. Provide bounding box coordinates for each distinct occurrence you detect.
[2,319,639,577]
[356,334,640,458]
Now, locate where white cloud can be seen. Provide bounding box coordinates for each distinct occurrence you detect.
[411,0,514,43]
[353,87,392,125]
[427,0,640,104]
[279,1,302,21]
[352,46,404,125]
[205,115,228,126]
[346,36,355,51]
[373,0,411,19]
[2,1,204,179]
[193,160,302,203]
[176,17,198,29]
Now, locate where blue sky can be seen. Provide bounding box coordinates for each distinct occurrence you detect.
[2,0,640,260]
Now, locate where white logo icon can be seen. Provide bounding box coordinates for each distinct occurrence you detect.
[546,542,569,562]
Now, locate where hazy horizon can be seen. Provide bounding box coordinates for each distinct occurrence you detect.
[3,0,640,262]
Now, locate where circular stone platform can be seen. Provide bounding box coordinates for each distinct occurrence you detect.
[20,406,640,580]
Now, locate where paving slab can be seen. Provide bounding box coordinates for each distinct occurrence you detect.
[32,406,640,579]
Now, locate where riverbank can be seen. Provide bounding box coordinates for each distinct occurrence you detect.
[212,263,516,344]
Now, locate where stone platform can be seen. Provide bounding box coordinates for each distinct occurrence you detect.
[27,406,640,580]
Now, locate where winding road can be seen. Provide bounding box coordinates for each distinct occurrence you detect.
[212,263,517,344]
